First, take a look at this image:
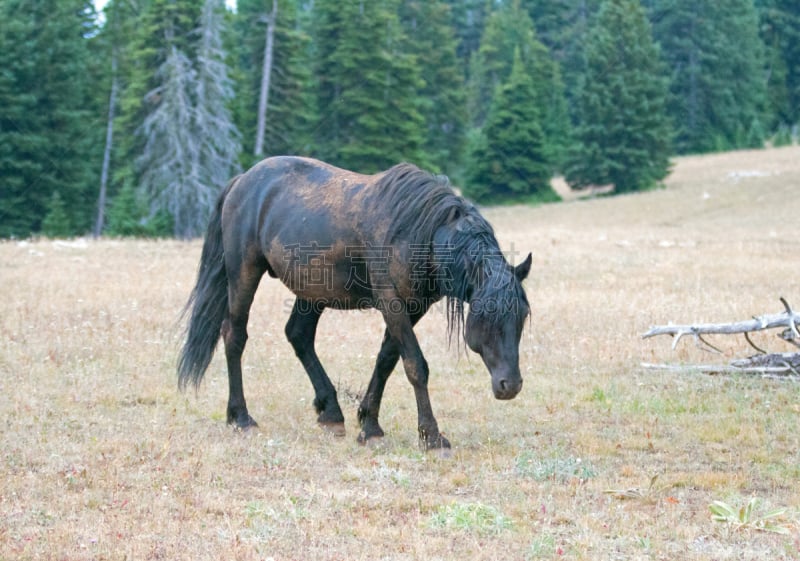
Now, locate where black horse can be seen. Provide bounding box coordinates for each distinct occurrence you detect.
[178,156,531,450]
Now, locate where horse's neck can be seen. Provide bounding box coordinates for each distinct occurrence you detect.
[469,254,511,301]
[439,238,507,303]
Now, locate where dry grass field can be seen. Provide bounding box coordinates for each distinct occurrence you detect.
[2,146,799,560]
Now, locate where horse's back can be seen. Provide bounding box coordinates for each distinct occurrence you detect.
[221,156,388,303]
[224,156,375,236]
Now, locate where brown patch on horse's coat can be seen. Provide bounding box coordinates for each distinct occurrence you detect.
[235,158,414,306]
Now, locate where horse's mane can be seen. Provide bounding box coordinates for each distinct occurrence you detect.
[376,163,473,248]
[375,163,519,343]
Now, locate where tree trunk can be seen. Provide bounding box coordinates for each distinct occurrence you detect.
[254,0,277,158]
[94,52,118,238]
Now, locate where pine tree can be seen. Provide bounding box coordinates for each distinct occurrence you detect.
[41,192,72,238]
[649,0,766,153]
[443,0,489,66]
[399,0,467,177]
[756,0,800,130]
[466,50,557,203]
[0,5,40,237]
[0,0,99,237]
[312,0,426,173]
[566,0,672,193]
[105,182,149,237]
[523,0,582,54]
[522,0,602,122]
[468,0,571,169]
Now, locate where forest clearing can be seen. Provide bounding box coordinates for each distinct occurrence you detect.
[1,146,799,560]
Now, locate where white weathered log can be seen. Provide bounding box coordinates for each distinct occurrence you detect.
[641,299,800,380]
[641,361,800,380]
[642,297,800,350]
[730,352,800,374]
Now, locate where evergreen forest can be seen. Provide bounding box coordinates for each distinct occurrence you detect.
[0,0,797,238]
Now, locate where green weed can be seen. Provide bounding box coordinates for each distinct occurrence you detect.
[428,502,512,535]
[527,533,557,558]
[515,451,597,482]
[709,497,793,534]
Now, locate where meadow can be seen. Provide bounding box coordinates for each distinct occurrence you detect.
[1,146,799,560]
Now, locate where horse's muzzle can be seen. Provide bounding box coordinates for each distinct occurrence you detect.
[492,376,523,400]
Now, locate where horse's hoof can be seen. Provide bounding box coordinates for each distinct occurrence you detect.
[359,435,385,449]
[357,427,385,446]
[319,421,346,437]
[233,420,259,433]
[421,433,451,454]
[229,414,258,431]
[432,446,453,459]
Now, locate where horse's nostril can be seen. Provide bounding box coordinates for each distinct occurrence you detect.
[493,377,521,400]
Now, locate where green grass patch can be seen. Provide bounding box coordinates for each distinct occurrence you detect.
[527,533,558,558]
[515,451,597,482]
[427,501,512,535]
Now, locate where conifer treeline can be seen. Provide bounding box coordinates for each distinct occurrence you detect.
[0,0,796,238]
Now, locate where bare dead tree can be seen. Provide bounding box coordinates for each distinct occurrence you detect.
[94,51,118,238]
[137,45,204,239]
[254,0,277,158]
[137,0,240,239]
[195,0,241,188]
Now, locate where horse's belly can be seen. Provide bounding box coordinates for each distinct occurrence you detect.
[265,239,378,307]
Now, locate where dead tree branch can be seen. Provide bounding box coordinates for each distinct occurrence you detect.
[641,298,800,380]
[642,297,800,351]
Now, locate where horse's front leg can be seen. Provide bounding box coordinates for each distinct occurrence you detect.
[382,309,450,451]
[358,306,429,445]
[357,329,399,444]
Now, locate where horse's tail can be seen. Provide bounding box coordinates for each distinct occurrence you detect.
[177,175,240,391]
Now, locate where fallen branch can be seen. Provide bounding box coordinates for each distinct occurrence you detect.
[643,297,800,352]
[731,352,800,375]
[642,298,800,380]
[641,361,800,381]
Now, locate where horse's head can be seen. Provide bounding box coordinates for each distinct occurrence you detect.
[465,253,531,400]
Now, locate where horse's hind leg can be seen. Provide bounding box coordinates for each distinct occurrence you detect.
[285,299,345,435]
[222,254,265,430]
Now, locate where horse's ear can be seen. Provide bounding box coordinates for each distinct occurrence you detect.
[447,206,462,223]
[514,253,532,281]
